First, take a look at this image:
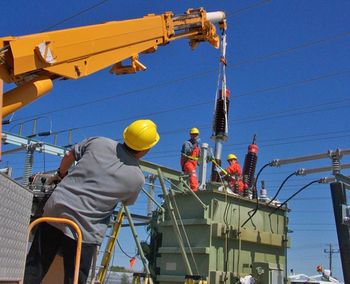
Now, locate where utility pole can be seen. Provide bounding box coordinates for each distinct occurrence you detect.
[323,243,339,275]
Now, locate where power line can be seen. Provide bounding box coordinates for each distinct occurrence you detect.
[11,71,215,123]
[228,0,272,17]
[230,98,350,125]
[145,128,350,155]
[41,0,271,34]
[234,69,350,99]
[146,130,350,159]
[11,36,350,122]
[324,243,340,274]
[40,0,109,32]
[228,31,350,67]
[28,85,350,138]
[226,128,350,147]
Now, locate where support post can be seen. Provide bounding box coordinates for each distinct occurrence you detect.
[324,243,339,275]
[23,145,35,186]
[330,182,350,283]
[198,143,208,190]
[123,206,153,278]
[147,175,156,216]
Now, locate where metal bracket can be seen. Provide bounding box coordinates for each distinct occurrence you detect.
[342,204,350,226]
[335,173,350,189]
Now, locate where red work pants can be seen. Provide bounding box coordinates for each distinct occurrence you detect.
[183,162,198,192]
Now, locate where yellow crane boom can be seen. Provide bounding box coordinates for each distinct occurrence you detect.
[0,8,225,118]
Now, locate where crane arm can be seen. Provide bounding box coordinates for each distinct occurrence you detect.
[0,7,225,117]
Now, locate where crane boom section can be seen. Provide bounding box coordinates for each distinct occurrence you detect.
[3,16,166,79]
[0,8,223,83]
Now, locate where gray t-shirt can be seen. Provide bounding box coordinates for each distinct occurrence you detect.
[43,137,145,244]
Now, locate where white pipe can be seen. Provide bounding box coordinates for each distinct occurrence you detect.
[207,11,226,24]
[199,143,209,190]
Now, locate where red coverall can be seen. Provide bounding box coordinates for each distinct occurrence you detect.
[225,161,245,193]
[181,141,200,192]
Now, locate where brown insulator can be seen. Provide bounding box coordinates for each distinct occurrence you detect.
[213,89,230,138]
[242,135,259,198]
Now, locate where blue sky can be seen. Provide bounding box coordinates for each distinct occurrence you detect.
[1,0,350,281]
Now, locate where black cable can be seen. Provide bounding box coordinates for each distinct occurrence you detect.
[228,0,272,17]
[271,180,320,214]
[11,71,215,123]
[17,90,350,140]
[147,128,350,156]
[241,162,271,228]
[117,240,135,259]
[11,55,350,123]
[266,171,297,206]
[40,0,109,32]
[229,31,350,68]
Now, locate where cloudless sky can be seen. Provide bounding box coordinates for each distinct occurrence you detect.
[1,0,349,281]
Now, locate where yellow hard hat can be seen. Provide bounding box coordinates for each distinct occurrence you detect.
[123,119,160,151]
[227,154,237,161]
[190,127,200,135]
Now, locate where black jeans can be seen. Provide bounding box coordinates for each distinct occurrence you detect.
[24,222,95,284]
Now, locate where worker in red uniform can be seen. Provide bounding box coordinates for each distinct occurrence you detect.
[224,154,245,194]
[180,128,201,192]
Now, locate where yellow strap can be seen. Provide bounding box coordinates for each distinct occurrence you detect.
[182,153,199,161]
[210,158,229,176]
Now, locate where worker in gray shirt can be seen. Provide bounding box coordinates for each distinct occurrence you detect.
[24,119,160,284]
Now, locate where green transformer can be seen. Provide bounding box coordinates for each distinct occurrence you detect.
[147,183,290,284]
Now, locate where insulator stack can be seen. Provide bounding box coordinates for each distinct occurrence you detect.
[242,134,259,198]
[212,89,230,138]
[331,156,341,175]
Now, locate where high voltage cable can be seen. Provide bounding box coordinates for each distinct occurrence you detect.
[40,0,109,32]
[12,64,350,124]
[40,0,271,33]
[144,97,350,140]
[52,97,350,139]
[147,128,350,158]
[9,70,350,136]
[149,128,350,155]
[49,100,213,135]
[231,98,350,124]
[228,30,350,67]
[10,33,350,123]
[227,0,272,17]
[40,0,270,33]
[11,2,350,132]
[226,129,350,147]
[11,71,214,123]
[234,70,350,99]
